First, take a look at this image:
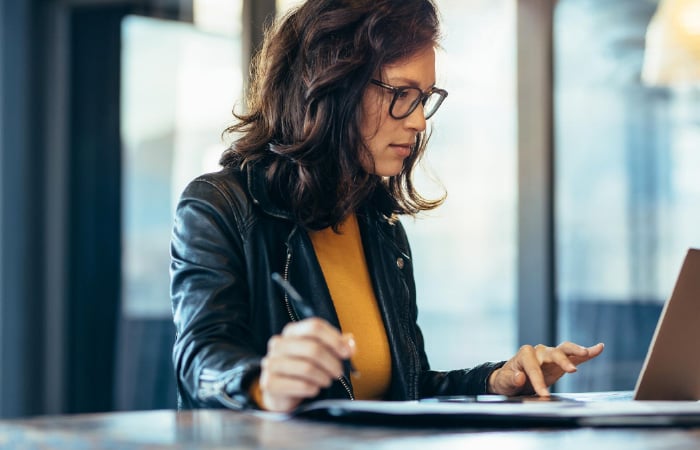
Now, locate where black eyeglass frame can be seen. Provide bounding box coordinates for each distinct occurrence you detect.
[370,79,448,120]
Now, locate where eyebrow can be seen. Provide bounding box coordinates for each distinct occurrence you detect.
[387,77,437,90]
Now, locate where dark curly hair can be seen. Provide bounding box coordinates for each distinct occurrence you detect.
[221,0,444,230]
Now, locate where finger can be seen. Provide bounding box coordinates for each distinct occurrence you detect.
[267,335,344,379]
[519,349,550,396]
[586,342,605,357]
[259,371,320,412]
[555,341,589,357]
[543,347,578,373]
[260,393,302,413]
[343,333,357,357]
[262,353,337,388]
[260,364,326,397]
[282,318,353,359]
[562,342,606,365]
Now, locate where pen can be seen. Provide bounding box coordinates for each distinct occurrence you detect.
[271,272,358,376]
[419,395,509,403]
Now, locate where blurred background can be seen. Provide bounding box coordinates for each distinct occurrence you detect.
[0,0,698,418]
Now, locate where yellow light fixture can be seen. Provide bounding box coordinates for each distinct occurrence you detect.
[642,0,700,86]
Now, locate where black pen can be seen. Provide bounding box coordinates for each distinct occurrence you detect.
[271,272,358,376]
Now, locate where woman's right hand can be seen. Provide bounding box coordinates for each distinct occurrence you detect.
[258,318,356,412]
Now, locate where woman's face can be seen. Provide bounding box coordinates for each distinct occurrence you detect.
[359,45,436,177]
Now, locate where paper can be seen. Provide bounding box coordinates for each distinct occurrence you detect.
[291,398,700,427]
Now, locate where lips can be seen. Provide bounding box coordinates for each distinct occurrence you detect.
[389,143,413,157]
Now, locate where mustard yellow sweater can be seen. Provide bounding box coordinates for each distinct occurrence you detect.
[309,213,391,400]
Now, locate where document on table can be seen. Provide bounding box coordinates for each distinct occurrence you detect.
[289,398,700,428]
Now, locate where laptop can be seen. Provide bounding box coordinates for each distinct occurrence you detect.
[291,248,700,427]
[633,247,700,400]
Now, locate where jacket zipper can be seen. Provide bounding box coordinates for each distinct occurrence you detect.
[403,318,421,400]
[282,242,355,401]
[198,368,244,409]
[282,248,297,321]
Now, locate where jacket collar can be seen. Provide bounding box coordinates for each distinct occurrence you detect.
[246,163,296,221]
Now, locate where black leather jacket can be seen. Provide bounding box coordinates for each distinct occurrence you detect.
[171,164,504,409]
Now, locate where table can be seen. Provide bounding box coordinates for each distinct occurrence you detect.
[1,409,700,449]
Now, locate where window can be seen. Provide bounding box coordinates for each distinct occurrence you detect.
[410,0,517,368]
[119,8,243,408]
[121,14,242,318]
[554,0,700,391]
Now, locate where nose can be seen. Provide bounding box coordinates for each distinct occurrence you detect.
[404,103,427,132]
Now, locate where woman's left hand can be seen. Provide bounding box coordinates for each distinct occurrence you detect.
[488,342,605,397]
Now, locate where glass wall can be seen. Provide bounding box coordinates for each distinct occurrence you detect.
[121,14,242,319]
[554,0,700,391]
[406,0,518,369]
[119,9,243,408]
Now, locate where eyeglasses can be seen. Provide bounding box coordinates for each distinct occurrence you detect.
[370,79,448,120]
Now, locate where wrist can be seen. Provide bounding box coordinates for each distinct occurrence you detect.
[484,360,507,394]
[487,369,500,394]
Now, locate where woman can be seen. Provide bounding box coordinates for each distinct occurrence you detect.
[171,0,603,412]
